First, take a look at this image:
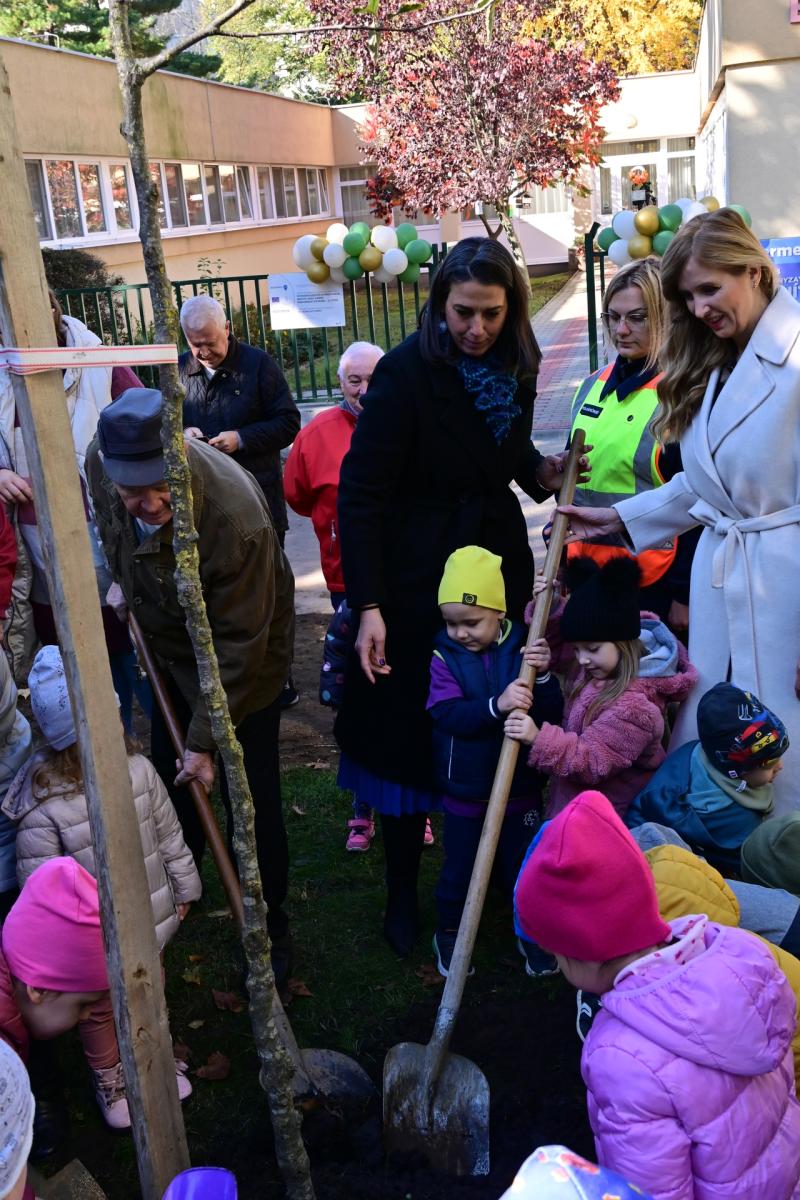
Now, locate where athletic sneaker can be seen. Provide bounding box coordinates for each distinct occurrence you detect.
[280,680,300,709]
[576,989,602,1042]
[516,937,560,978]
[433,930,474,979]
[423,817,435,847]
[346,817,375,852]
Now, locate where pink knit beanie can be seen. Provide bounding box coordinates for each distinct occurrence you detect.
[515,791,670,961]
[2,858,108,992]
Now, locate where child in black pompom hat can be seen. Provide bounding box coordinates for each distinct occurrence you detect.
[505,557,698,819]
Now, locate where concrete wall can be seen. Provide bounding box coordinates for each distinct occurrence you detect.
[601,70,700,141]
[725,60,800,236]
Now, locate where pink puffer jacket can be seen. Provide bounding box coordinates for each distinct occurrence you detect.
[583,915,800,1200]
[529,614,697,818]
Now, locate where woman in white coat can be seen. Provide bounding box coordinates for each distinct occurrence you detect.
[561,208,800,812]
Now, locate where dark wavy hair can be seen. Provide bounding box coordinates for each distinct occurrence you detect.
[418,237,541,382]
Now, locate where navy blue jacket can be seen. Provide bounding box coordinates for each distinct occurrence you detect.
[626,740,762,873]
[429,621,563,802]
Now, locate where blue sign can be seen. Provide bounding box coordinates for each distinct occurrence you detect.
[761,237,800,299]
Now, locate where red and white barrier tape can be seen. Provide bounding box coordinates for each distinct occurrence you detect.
[0,344,178,375]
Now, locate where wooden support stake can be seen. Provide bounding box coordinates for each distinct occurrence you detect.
[0,52,189,1199]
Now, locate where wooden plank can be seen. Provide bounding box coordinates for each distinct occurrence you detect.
[0,52,189,1199]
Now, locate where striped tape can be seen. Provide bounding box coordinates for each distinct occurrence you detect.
[0,343,178,375]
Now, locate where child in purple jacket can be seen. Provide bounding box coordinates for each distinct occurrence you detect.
[515,790,800,1200]
[428,546,562,978]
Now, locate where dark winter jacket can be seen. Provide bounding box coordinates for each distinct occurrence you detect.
[86,438,295,752]
[428,620,563,801]
[334,331,548,789]
[319,600,353,708]
[626,740,766,873]
[179,336,300,532]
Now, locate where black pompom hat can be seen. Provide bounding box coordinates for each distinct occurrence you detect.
[560,557,642,644]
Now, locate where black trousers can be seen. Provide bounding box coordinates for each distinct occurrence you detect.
[150,683,289,942]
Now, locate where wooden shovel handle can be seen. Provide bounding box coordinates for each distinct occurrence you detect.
[424,430,586,1085]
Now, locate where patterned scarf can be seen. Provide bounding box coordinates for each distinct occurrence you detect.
[456,355,520,444]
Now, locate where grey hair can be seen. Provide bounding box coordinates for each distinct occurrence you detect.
[337,341,384,379]
[180,295,228,332]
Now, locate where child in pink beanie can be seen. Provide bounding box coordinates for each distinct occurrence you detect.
[515,791,800,1200]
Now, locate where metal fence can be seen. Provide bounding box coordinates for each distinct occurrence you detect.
[583,221,608,373]
[55,244,448,401]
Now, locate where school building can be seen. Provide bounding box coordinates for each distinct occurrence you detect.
[3,0,799,285]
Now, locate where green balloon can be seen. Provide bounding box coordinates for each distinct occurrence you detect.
[395,223,418,249]
[342,231,367,256]
[658,204,683,232]
[403,238,432,265]
[342,256,364,281]
[398,262,421,284]
[596,227,619,252]
[652,230,675,256]
[728,203,752,228]
[349,221,372,242]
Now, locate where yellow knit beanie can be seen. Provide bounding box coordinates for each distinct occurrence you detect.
[438,546,506,612]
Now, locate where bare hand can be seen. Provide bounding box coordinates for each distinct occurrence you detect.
[209,430,241,454]
[558,503,624,544]
[183,426,205,439]
[535,447,593,493]
[497,680,533,715]
[174,749,215,792]
[504,713,539,745]
[667,600,689,635]
[0,469,32,505]
[532,571,560,599]
[106,581,128,622]
[521,637,551,674]
[176,902,191,921]
[356,608,391,684]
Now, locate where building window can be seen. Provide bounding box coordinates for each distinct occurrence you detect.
[621,162,657,208]
[273,167,299,219]
[667,136,695,152]
[257,167,274,220]
[204,165,224,224]
[236,166,254,220]
[599,167,612,215]
[46,160,82,239]
[163,163,188,228]
[25,160,52,241]
[299,168,328,216]
[601,139,660,157]
[110,164,134,230]
[518,183,569,216]
[668,155,696,202]
[78,163,107,234]
[150,163,168,229]
[339,165,377,227]
[182,163,206,226]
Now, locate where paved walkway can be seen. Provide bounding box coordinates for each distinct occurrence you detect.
[285,270,605,613]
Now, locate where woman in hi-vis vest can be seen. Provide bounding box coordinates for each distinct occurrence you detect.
[567,258,699,632]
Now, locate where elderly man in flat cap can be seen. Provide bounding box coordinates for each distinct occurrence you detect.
[86,388,295,984]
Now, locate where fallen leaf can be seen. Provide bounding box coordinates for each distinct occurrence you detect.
[188,954,204,963]
[206,909,233,920]
[285,978,312,998]
[181,965,203,987]
[194,1051,231,1081]
[304,761,328,770]
[211,989,246,1013]
[415,963,445,989]
[291,804,306,817]
[173,1041,191,1062]
[188,1019,205,1030]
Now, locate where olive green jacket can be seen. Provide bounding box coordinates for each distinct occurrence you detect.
[86,439,294,751]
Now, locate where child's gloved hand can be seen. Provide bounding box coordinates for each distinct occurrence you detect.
[497,680,533,714]
[521,638,551,673]
[504,713,539,745]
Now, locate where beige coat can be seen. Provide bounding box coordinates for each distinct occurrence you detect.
[2,752,201,948]
[617,287,800,813]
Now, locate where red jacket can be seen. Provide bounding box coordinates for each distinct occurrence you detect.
[283,404,357,593]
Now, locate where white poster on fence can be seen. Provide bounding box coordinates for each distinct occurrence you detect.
[268,272,346,330]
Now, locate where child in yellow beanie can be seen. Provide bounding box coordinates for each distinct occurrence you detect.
[428,546,563,977]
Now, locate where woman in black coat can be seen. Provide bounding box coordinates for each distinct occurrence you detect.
[335,238,572,956]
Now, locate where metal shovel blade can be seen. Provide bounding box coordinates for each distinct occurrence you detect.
[383,1042,490,1176]
[298,1048,377,1104]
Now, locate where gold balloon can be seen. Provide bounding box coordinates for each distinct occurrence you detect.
[633,207,660,237]
[306,261,331,284]
[358,244,383,272]
[701,196,721,211]
[310,237,328,262]
[627,234,653,259]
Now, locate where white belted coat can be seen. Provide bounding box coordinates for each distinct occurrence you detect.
[616,287,800,812]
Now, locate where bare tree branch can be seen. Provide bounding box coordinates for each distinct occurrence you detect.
[139,0,257,77]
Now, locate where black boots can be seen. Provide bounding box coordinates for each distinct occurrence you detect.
[381,812,427,957]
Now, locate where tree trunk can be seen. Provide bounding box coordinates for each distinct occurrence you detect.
[107,6,315,1197]
[497,209,532,301]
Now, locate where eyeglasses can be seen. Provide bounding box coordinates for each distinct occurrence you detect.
[602,309,649,330]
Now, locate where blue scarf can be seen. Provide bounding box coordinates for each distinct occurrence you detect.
[456,355,520,444]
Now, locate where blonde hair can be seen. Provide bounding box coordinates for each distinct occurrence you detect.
[602,257,664,371]
[33,733,139,793]
[654,208,779,441]
[569,639,645,725]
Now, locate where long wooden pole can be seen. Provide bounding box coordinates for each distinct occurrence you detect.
[0,51,189,1199]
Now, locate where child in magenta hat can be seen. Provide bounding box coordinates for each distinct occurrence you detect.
[514,791,800,1200]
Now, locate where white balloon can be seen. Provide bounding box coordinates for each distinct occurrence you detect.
[371,225,398,253]
[382,248,409,276]
[674,197,694,213]
[611,210,637,241]
[683,200,709,220]
[292,234,317,270]
[607,239,632,267]
[329,266,348,284]
[322,243,348,269]
[326,222,350,246]
[372,265,394,285]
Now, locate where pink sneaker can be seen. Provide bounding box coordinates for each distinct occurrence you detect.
[424,817,435,847]
[346,818,375,852]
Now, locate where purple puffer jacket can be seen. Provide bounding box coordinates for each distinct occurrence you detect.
[583,915,800,1200]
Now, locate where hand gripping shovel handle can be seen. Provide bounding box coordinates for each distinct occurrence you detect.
[423,429,586,1087]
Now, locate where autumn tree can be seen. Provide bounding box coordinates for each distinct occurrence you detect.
[537,0,703,74]
[201,0,331,97]
[308,0,619,273]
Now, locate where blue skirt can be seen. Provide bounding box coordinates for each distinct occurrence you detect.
[337,753,442,817]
